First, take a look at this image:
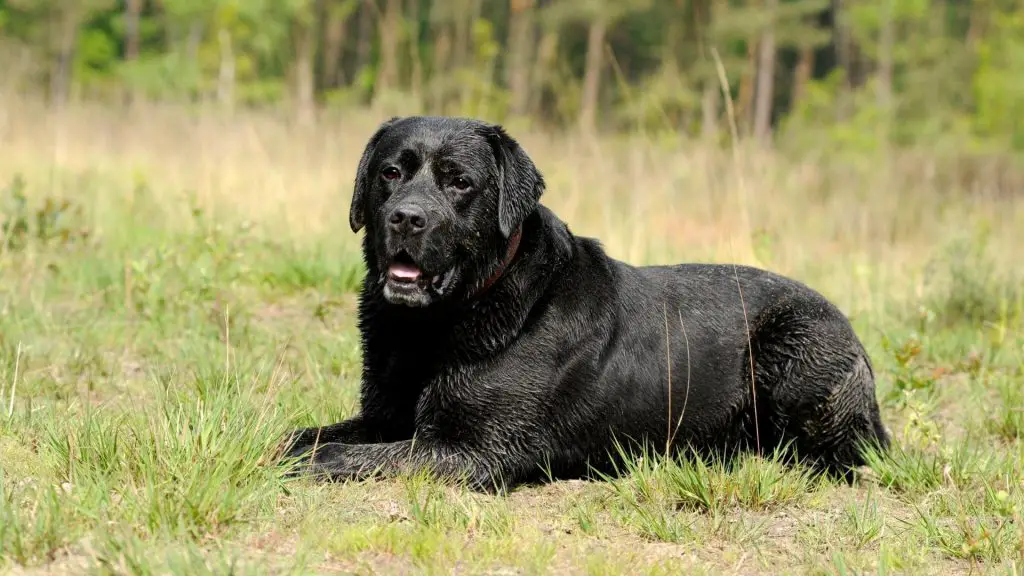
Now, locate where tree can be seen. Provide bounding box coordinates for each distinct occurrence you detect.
[291,0,319,125]
[3,0,116,103]
[543,0,652,134]
[125,0,143,64]
[0,0,1018,150]
[320,0,358,90]
[376,0,403,96]
[753,0,777,141]
[506,0,536,117]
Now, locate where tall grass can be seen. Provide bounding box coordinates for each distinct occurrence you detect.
[2,94,1021,321]
[1,93,1022,573]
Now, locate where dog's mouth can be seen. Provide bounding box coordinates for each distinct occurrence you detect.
[386,251,455,295]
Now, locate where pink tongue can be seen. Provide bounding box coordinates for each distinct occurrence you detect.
[389,262,421,281]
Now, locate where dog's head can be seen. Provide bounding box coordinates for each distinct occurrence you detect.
[349,116,545,308]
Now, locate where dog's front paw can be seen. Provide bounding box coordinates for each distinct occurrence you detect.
[283,442,365,482]
[276,426,328,463]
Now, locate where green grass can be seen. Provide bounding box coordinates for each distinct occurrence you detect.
[1,98,1023,574]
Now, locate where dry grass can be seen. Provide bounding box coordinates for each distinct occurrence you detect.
[1,93,1023,574]
[5,95,1020,297]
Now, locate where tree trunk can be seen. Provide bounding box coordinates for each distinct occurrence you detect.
[322,1,349,90]
[737,42,756,133]
[790,44,813,110]
[293,10,317,127]
[217,28,235,111]
[659,0,688,129]
[833,0,852,120]
[696,0,718,140]
[876,0,893,111]
[665,0,685,68]
[965,0,987,48]
[452,0,470,72]
[51,7,81,106]
[354,0,374,83]
[375,0,402,96]
[701,80,719,140]
[507,0,536,117]
[186,20,204,64]
[159,0,176,53]
[529,29,559,118]
[124,0,143,104]
[431,26,453,112]
[407,0,423,105]
[752,0,776,142]
[125,0,142,62]
[579,16,608,135]
[458,0,483,111]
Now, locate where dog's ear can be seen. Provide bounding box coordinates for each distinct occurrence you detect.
[484,124,545,238]
[349,117,401,233]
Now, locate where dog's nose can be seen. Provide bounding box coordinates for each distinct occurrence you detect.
[388,204,428,235]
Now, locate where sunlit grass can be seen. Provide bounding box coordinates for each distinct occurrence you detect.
[0,94,1022,573]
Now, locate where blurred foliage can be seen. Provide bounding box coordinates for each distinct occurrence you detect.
[0,0,1021,151]
[1,175,92,253]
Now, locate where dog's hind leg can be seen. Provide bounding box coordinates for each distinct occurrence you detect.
[748,295,890,477]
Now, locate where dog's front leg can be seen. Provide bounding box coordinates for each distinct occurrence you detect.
[290,439,508,492]
[279,416,375,461]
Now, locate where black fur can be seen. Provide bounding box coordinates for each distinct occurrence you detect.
[281,116,890,492]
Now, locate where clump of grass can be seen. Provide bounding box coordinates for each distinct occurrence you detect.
[402,472,515,537]
[602,443,817,542]
[914,498,1023,563]
[0,473,76,567]
[860,443,943,494]
[569,497,599,535]
[861,438,994,496]
[38,372,291,542]
[729,450,821,509]
[840,487,885,549]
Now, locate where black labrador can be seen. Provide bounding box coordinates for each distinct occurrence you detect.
[281,116,890,492]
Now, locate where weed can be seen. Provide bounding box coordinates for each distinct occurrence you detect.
[879,334,941,406]
[914,505,1022,562]
[0,175,91,253]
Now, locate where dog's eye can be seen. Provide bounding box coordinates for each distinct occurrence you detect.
[452,176,471,190]
[381,167,401,181]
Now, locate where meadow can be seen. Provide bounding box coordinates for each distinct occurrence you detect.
[1,95,1023,574]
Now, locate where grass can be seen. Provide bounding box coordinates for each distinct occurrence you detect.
[0,93,1023,574]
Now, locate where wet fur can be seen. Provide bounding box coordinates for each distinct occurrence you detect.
[281,116,890,492]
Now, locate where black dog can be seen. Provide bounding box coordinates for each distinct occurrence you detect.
[282,116,889,491]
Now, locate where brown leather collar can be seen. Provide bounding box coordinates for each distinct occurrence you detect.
[472,226,522,297]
